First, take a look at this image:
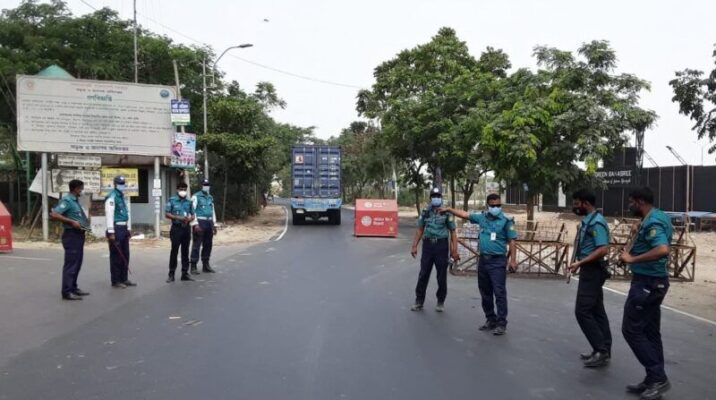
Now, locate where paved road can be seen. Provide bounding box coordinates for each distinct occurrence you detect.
[1,208,714,399]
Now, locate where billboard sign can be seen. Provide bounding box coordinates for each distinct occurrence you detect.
[100,168,139,197]
[57,154,102,168]
[16,75,176,156]
[596,168,636,188]
[170,132,196,169]
[170,99,191,126]
[51,169,101,193]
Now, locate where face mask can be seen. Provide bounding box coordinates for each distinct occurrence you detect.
[572,207,587,216]
[488,206,502,217]
[629,204,643,218]
[430,197,442,207]
[78,190,84,197]
[117,184,126,192]
[202,186,211,193]
[178,190,187,198]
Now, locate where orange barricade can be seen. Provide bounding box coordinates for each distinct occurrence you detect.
[354,199,399,238]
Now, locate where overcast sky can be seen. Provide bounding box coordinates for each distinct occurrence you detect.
[3,0,715,166]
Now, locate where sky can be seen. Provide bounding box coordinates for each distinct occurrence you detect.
[3,0,716,166]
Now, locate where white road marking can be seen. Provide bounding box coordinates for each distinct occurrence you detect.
[274,206,289,241]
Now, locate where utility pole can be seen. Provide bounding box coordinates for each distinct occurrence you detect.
[202,58,209,179]
[133,0,138,83]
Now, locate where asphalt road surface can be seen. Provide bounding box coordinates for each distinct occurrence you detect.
[1,207,714,399]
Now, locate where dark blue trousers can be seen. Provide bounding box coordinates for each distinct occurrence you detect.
[61,229,85,296]
[478,255,508,327]
[169,224,191,274]
[415,238,449,304]
[191,219,214,265]
[622,274,670,384]
[108,225,130,284]
[575,262,612,354]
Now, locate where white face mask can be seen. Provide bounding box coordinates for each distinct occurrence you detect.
[117,184,126,192]
[178,190,187,198]
[202,186,211,193]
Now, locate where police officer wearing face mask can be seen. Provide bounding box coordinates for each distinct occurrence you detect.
[440,193,517,336]
[50,179,90,301]
[410,187,459,312]
[619,187,673,400]
[105,176,135,289]
[165,182,195,282]
[568,189,612,368]
[190,179,217,274]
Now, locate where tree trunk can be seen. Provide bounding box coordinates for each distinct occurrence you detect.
[414,186,421,216]
[526,192,536,233]
[462,181,475,211]
[450,178,456,208]
[222,158,229,222]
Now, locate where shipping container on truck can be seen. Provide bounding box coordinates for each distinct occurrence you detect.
[290,145,342,225]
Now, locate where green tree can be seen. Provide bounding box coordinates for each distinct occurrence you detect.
[670,47,716,160]
[481,41,657,221]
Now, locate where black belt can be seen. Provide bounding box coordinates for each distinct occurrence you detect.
[480,254,506,259]
[423,237,448,244]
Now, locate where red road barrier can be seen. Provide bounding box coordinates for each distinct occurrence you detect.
[354,199,398,238]
[0,201,12,253]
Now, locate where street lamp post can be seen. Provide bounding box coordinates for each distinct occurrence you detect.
[202,43,253,180]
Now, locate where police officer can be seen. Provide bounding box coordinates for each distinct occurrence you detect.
[441,193,517,335]
[105,176,135,288]
[410,187,459,312]
[50,179,90,301]
[568,189,612,368]
[619,187,672,400]
[190,179,217,274]
[165,182,195,283]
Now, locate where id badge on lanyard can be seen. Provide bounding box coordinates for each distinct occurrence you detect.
[490,232,497,241]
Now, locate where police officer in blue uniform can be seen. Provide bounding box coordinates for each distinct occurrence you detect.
[190,179,217,274]
[105,176,135,288]
[410,187,459,312]
[50,179,90,301]
[568,189,612,368]
[441,193,518,335]
[619,187,673,400]
[165,182,195,282]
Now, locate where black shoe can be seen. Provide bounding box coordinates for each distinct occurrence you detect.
[62,293,83,301]
[72,289,90,296]
[123,280,137,287]
[181,274,195,282]
[479,321,497,331]
[202,265,216,273]
[112,283,127,289]
[626,381,648,394]
[583,351,610,368]
[410,303,423,311]
[492,326,507,336]
[166,275,175,283]
[190,264,200,275]
[640,381,670,400]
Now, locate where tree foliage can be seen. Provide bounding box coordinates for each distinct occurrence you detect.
[670,47,716,158]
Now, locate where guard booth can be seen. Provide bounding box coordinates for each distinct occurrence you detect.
[354,199,399,238]
[0,201,12,252]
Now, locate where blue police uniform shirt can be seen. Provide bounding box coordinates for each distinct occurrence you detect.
[468,211,518,255]
[193,191,215,219]
[576,211,610,260]
[417,207,456,239]
[165,195,194,225]
[629,208,672,277]
[106,189,129,222]
[52,194,88,229]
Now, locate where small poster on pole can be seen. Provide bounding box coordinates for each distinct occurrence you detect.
[170,132,196,169]
[170,99,191,126]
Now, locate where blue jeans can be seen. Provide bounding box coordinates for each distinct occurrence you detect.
[478,255,508,327]
[61,229,85,295]
[622,274,670,384]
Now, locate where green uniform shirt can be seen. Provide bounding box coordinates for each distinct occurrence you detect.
[165,195,194,225]
[192,191,215,219]
[468,211,518,255]
[52,194,88,230]
[629,208,672,277]
[417,207,456,239]
[576,211,610,260]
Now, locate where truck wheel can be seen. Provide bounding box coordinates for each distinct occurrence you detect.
[332,209,341,225]
[292,210,305,225]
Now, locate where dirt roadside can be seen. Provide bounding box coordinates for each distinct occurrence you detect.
[10,205,287,251]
